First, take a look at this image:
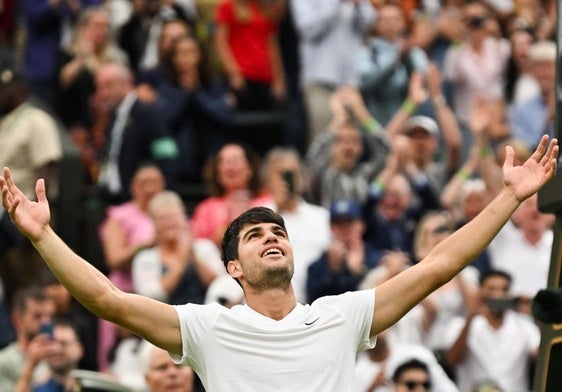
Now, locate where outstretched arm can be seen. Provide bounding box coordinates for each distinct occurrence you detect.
[0,168,182,355]
[370,135,559,336]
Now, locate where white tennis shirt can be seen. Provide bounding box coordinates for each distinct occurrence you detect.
[172,289,376,391]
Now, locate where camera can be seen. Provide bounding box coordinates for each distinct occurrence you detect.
[485,296,519,312]
[282,170,295,194]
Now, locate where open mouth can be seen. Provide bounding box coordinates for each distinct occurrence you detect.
[261,247,284,257]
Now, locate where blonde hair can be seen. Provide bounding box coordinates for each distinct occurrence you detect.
[147,191,186,218]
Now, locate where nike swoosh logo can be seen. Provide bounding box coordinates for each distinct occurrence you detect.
[304,317,320,326]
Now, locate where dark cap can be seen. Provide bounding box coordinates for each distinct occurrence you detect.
[330,199,363,221]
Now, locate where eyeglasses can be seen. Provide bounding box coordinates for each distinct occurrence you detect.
[399,380,432,390]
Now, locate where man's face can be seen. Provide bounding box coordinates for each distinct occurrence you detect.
[145,347,194,392]
[16,298,55,341]
[481,275,510,299]
[95,67,128,110]
[394,368,431,392]
[47,325,83,375]
[229,223,294,292]
[532,59,555,94]
[331,126,363,171]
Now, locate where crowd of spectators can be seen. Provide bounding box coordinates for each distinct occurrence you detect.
[0,0,558,391]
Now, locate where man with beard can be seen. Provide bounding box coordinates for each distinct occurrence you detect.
[444,270,540,392]
[0,135,558,391]
[15,319,84,392]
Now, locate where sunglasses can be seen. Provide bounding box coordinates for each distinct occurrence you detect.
[400,380,432,390]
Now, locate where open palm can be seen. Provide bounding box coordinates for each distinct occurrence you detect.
[503,135,559,202]
[0,167,51,242]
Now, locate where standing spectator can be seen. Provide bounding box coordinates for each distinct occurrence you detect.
[214,0,286,153]
[0,287,55,391]
[94,62,178,204]
[22,0,102,108]
[54,5,127,130]
[118,0,196,75]
[263,147,331,303]
[190,142,272,246]
[14,319,84,392]
[445,269,540,392]
[157,34,233,185]
[508,40,556,150]
[0,68,62,289]
[306,199,379,303]
[443,0,509,154]
[291,0,375,144]
[488,193,554,305]
[132,190,224,306]
[357,2,428,126]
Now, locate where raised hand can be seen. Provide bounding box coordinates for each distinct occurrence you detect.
[503,135,558,202]
[0,167,50,242]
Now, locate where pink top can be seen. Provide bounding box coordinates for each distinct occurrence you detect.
[99,202,156,292]
[191,193,273,240]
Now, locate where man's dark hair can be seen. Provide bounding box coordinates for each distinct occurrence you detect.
[391,358,430,383]
[221,207,286,268]
[479,269,512,287]
[11,285,48,314]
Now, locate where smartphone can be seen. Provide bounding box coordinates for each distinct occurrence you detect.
[486,297,519,312]
[39,321,54,339]
[282,170,295,194]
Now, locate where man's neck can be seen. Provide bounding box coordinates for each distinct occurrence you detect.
[244,287,298,321]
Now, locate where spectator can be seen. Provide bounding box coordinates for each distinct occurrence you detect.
[54,5,127,130]
[142,342,194,392]
[119,0,196,75]
[354,331,458,392]
[204,275,244,308]
[488,193,554,306]
[306,199,379,303]
[503,25,537,106]
[190,142,272,246]
[14,319,84,392]
[41,273,98,371]
[291,0,375,144]
[263,147,331,303]
[357,2,428,125]
[94,62,178,203]
[22,0,102,108]
[97,163,165,372]
[157,34,233,185]
[509,39,556,150]
[0,67,63,287]
[0,286,55,391]
[305,86,390,208]
[445,269,540,392]
[391,359,433,392]
[135,18,191,101]
[132,190,224,305]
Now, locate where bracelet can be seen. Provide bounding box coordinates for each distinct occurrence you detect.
[479,146,493,157]
[456,168,470,181]
[363,117,381,134]
[401,99,417,115]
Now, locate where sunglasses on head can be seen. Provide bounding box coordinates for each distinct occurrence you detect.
[401,380,431,390]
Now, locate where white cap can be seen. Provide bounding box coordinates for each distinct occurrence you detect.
[404,115,439,137]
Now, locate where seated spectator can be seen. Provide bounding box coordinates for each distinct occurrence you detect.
[190,142,272,246]
[306,199,379,303]
[445,269,540,392]
[142,342,194,392]
[0,286,55,391]
[97,163,165,372]
[132,190,224,305]
[156,34,233,185]
[354,330,458,392]
[14,319,84,392]
[263,147,331,303]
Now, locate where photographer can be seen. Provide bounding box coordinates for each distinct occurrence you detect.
[444,269,539,392]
